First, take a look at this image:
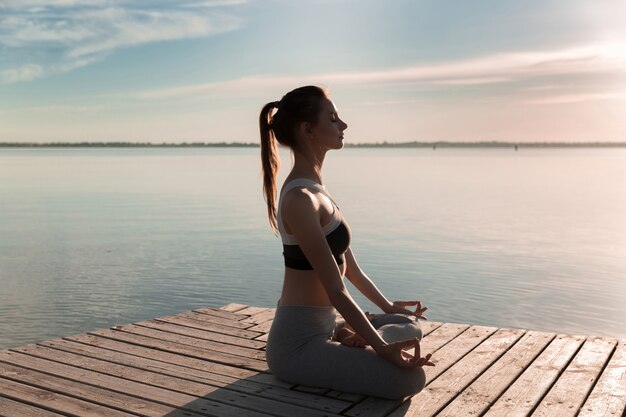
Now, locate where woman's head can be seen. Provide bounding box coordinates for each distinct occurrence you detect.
[259,85,346,233]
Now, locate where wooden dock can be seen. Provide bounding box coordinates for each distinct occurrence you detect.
[0,304,624,417]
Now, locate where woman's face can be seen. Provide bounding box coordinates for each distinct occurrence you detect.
[309,97,348,150]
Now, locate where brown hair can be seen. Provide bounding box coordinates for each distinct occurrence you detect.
[259,85,328,233]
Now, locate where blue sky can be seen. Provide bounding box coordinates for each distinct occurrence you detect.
[1,0,625,143]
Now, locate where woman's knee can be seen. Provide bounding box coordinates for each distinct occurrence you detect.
[377,322,423,344]
[387,367,426,399]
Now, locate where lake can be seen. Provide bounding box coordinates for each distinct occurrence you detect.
[1,146,625,349]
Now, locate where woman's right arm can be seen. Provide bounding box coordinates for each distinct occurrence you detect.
[283,190,431,368]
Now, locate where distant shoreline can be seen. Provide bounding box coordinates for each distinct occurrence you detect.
[1,141,625,148]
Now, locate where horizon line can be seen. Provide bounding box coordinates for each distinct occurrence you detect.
[2,140,626,148]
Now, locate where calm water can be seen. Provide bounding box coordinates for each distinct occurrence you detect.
[1,147,625,349]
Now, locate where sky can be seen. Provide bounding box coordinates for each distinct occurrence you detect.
[0,0,625,144]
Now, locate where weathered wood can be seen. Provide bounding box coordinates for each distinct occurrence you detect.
[36,338,352,414]
[578,339,626,417]
[191,306,249,321]
[175,311,256,329]
[155,313,264,338]
[325,389,365,403]
[3,304,623,417]
[3,348,341,417]
[438,331,555,416]
[87,327,268,371]
[236,306,273,317]
[0,395,66,417]
[461,334,584,417]
[424,325,500,382]
[241,309,277,325]
[248,321,274,334]
[137,319,266,349]
[64,332,259,380]
[113,323,266,359]
[532,337,618,417]
[419,322,471,354]
[0,376,136,417]
[0,361,206,417]
[343,322,473,417]
[220,303,250,312]
[391,328,525,417]
[0,350,271,417]
[419,320,444,336]
[255,333,270,342]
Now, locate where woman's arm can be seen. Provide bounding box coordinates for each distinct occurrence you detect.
[344,247,393,312]
[283,189,432,368]
[345,247,429,319]
[283,190,388,351]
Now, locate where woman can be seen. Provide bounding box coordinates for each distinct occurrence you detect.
[259,85,433,400]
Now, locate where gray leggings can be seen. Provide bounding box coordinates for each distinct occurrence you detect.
[266,304,426,400]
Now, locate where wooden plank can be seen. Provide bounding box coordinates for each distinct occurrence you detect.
[111,323,266,360]
[236,306,272,317]
[65,332,259,380]
[36,338,353,414]
[175,311,255,329]
[87,328,268,371]
[437,331,555,416]
[533,337,618,417]
[0,395,66,417]
[578,339,626,417]
[419,323,470,354]
[0,377,135,417]
[9,345,344,417]
[483,334,586,417]
[325,390,365,403]
[0,361,207,417]
[248,321,274,334]
[390,328,525,417]
[220,303,250,312]
[134,319,266,350]
[155,314,263,338]
[191,306,249,321]
[241,309,276,325]
[344,323,483,417]
[424,325,501,382]
[255,333,270,342]
[420,320,444,336]
[0,350,272,417]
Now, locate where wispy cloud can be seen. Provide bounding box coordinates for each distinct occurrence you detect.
[135,41,626,99]
[523,91,626,105]
[0,0,247,83]
[1,64,44,83]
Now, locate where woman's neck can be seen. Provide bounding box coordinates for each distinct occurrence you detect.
[291,150,325,184]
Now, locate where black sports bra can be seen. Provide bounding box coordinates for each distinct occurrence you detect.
[277,179,352,270]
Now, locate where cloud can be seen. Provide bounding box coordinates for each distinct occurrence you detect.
[1,64,44,83]
[135,41,626,99]
[0,0,246,82]
[523,92,626,105]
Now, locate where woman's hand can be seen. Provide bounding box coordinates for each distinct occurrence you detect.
[385,300,428,320]
[337,327,369,348]
[375,338,435,368]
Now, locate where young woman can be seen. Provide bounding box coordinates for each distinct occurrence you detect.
[259,85,433,399]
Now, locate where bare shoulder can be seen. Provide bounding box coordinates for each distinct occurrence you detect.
[282,187,322,230]
[282,186,320,213]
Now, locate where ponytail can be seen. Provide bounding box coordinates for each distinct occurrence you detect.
[259,101,280,234]
[259,86,327,234]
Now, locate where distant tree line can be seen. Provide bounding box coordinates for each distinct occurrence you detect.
[0,141,258,147]
[1,141,625,148]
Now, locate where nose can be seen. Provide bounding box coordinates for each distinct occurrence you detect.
[341,119,348,131]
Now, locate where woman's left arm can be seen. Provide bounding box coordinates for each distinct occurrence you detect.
[344,247,428,319]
